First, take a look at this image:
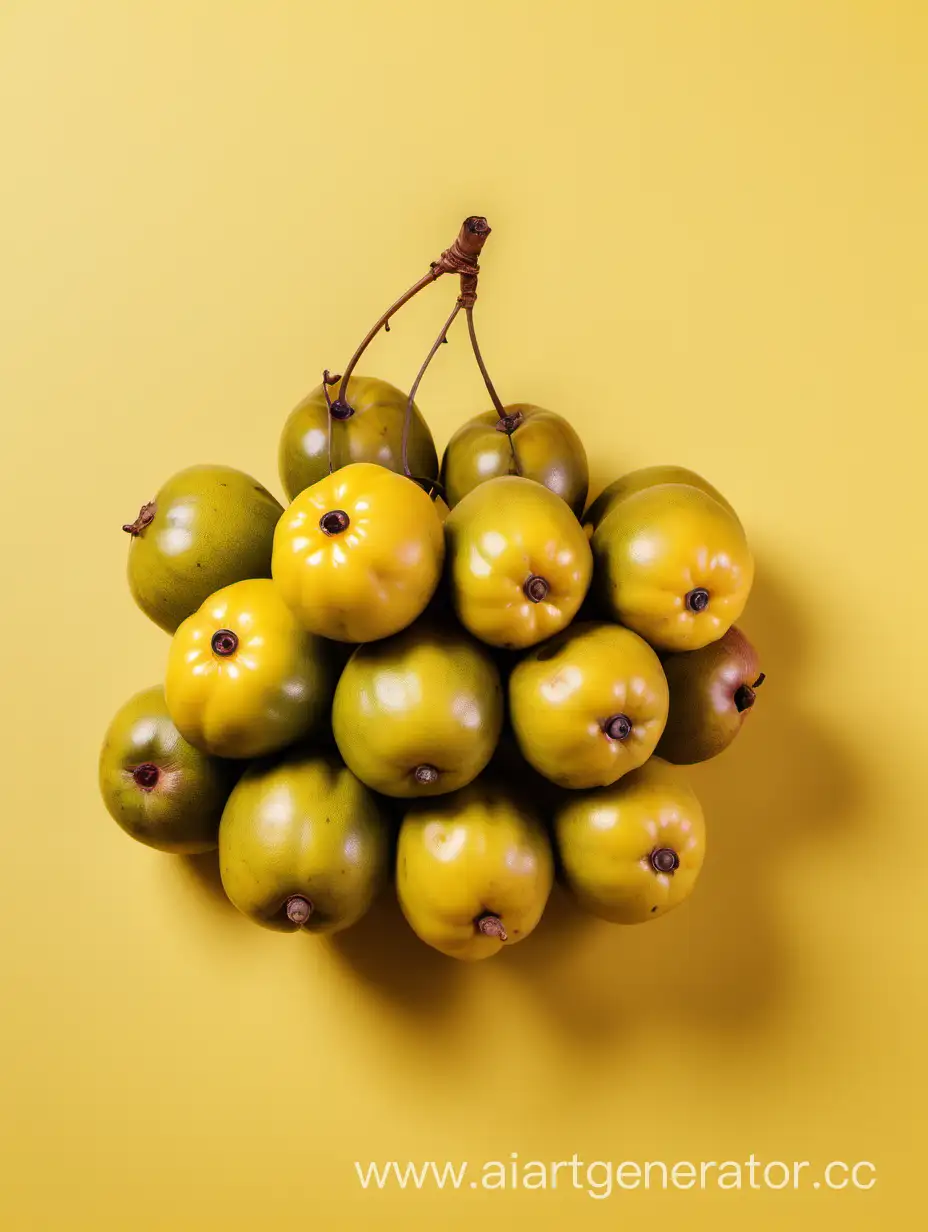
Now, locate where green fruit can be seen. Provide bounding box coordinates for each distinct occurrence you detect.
[441,405,589,515]
[219,749,389,933]
[332,620,503,797]
[123,465,283,634]
[278,375,438,500]
[99,686,237,853]
[657,626,764,764]
[583,465,738,536]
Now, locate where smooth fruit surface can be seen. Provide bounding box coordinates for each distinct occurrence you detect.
[99,686,237,853]
[441,405,589,514]
[219,749,389,933]
[444,475,593,649]
[397,781,554,960]
[278,375,438,500]
[592,482,754,651]
[165,578,333,759]
[658,625,763,764]
[583,465,737,536]
[510,622,669,788]
[333,620,503,798]
[272,461,444,642]
[124,465,283,634]
[554,758,706,924]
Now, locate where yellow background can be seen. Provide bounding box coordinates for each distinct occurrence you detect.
[1,2,925,1228]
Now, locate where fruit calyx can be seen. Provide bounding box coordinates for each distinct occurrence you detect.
[211,629,239,657]
[650,848,679,874]
[734,672,766,713]
[524,575,550,603]
[122,501,156,536]
[476,913,508,942]
[413,764,440,786]
[685,588,710,613]
[286,895,314,926]
[320,509,350,536]
[495,410,524,435]
[604,714,633,741]
[132,763,160,790]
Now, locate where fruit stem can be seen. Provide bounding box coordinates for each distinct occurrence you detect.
[333,217,491,415]
[122,501,156,536]
[402,302,463,479]
[465,305,520,475]
[476,914,508,942]
[286,895,313,926]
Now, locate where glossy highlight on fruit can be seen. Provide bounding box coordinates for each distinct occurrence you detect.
[554,758,706,923]
[333,620,503,797]
[165,578,333,759]
[444,475,593,649]
[99,686,238,852]
[272,462,445,643]
[657,626,764,764]
[510,623,669,788]
[123,465,283,634]
[441,404,589,515]
[219,749,389,933]
[397,781,554,960]
[279,375,438,500]
[592,482,754,651]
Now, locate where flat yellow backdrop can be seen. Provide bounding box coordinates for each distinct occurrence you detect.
[1,2,925,1229]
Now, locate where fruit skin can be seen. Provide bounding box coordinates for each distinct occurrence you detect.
[99,686,237,853]
[441,405,589,515]
[592,483,754,652]
[332,620,503,798]
[657,626,762,764]
[278,375,438,501]
[272,461,445,643]
[583,465,737,537]
[219,749,389,933]
[554,758,706,924]
[125,465,283,634]
[397,780,554,960]
[510,623,669,789]
[165,578,333,759]
[444,475,593,650]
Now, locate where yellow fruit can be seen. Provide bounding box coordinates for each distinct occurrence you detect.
[272,461,444,642]
[554,759,706,924]
[165,578,332,759]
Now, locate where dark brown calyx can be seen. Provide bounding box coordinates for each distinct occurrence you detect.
[734,672,766,713]
[495,410,524,435]
[685,588,710,613]
[122,501,156,536]
[286,895,313,926]
[413,764,440,786]
[211,629,239,657]
[132,763,160,790]
[320,509,350,535]
[524,575,549,603]
[650,848,680,874]
[476,913,508,942]
[604,714,633,741]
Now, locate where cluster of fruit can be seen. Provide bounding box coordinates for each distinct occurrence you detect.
[100,218,763,961]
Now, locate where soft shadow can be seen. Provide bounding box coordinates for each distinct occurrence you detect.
[512,553,867,1043]
[327,884,465,1021]
[179,849,238,916]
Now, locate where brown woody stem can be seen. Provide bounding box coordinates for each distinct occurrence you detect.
[334,217,491,414]
[122,501,156,535]
[476,914,508,942]
[286,895,313,926]
[465,305,507,419]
